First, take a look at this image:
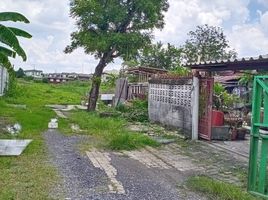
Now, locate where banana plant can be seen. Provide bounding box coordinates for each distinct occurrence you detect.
[0,12,32,70]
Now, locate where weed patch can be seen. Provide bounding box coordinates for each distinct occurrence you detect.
[116,100,149,122]
[65,110,159,151]
[186,176,259,200]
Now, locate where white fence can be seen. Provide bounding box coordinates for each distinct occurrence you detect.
[0,66,9,96]
[148,78,193,137]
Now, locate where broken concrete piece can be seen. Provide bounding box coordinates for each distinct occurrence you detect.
[71,124,81,133]
[152,137,177,144]
[6,123,22,135]
[53,109,68,119]
[46,104,87,111]
[0,139,32,156]
[48,119,58,129]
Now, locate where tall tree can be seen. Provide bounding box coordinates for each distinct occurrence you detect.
[183,24,237,63]
[135,42,182,70]
[65,0,169,111]
[15,67,25,78]
[0,12,32,70]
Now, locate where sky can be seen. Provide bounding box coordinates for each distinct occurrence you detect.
[1,0,268,73]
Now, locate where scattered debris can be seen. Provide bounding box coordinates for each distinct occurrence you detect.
[53,109,68,119]
[6,123,22,135]
[71,124,81,133]
[48,119,58,129]
[46,105,87,111]
[0,139,32,156]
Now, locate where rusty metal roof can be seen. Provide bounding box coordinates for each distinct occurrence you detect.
[184,55,268,71]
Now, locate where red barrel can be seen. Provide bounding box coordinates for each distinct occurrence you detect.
[212,110,224,126]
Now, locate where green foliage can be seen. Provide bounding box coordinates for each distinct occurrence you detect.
[116,100,149,122]
[65,0,169,110]
[67,110,159,150]
[105,73,119,87]
[42,77,49,83]
[0,12,31,69]
[187,176,258,200]
[213,83,240,110]
[15,67,25,78]
[0,80,89,199]
[135,42,182,70]
[169,66,191,76]
[183,24,237,63]
[65,0,169,60]
[23,76,34,81]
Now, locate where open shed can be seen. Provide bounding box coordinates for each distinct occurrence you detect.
[185,55,268,141]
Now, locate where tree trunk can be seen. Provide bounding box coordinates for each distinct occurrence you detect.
[87,48,116,111]
[87,61,106,111]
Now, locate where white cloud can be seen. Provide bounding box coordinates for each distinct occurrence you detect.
[1,0,268,72]
[258,0,268,8]
[155,0,250,46]
[228,24,268,57]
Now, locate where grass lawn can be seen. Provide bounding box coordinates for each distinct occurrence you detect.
[187,176,260,200]
[0,80,89,200]
[0,79,157,199]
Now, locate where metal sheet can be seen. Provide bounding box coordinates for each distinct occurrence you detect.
[0,139,32,156]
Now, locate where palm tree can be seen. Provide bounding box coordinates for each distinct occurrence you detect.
[0,12,32,70]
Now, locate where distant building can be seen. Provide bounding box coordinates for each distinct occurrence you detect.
[77,73,93,81]
[24,69,43,78]
[46,72,92,83]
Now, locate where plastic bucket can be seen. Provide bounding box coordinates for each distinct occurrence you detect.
[212,110,224,126]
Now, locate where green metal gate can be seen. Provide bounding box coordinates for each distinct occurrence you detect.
[248,76,268,198]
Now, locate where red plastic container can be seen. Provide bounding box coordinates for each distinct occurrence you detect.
[212,110,224,126]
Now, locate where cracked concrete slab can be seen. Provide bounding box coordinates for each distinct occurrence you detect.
[86,149,125,194]
[0,139,32,156]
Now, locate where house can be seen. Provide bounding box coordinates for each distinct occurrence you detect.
[46,72,92,83]
[47,73,71,83]
[77,73,93,81]
[214,71,247,97]
[0,66,8,96]
[24,69,43,78]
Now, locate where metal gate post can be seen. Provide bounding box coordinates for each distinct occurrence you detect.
[248,76,268,198]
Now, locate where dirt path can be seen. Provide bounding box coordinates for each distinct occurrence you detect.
[44,129,206,200]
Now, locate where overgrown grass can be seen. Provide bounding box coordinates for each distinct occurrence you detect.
[0,80,89,199]
[64,111,159,151]
[187,176,260,200]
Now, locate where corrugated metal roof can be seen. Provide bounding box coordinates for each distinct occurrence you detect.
[184,54,268,71]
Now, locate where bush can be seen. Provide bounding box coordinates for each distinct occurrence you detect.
[116,99,149,122]
[42,78,49,83]
[23,76,34,81]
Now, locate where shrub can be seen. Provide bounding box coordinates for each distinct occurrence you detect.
[116,99,149,122]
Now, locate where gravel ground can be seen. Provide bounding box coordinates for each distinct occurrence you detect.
[44,129,206,200]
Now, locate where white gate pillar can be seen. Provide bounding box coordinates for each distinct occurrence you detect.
[192,76,199,140]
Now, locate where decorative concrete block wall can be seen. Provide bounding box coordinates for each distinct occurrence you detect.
[0,66,8,96]
[148,78,193,136]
